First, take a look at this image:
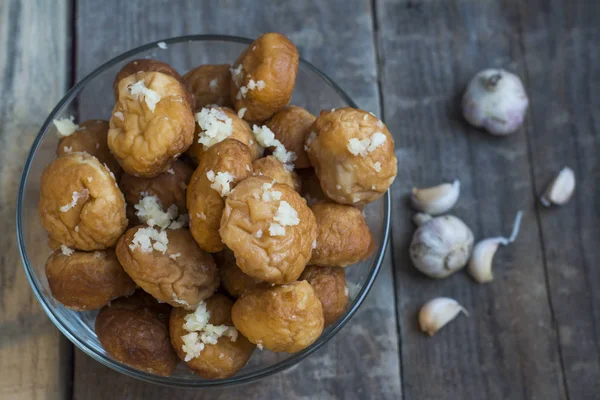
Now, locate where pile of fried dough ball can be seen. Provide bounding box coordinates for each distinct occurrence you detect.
[40,33,398,379]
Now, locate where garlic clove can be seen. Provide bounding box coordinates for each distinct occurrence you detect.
[468,211,523,283]
[468,238,503,283]
[413,212,433,226]
[418,297,469,336]
[411,180,460,215]
[540,167,575,206]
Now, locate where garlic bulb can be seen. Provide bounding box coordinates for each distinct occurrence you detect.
[411,180,460,215]
[418,297,469,336]
[540,167,575,206]
[462,69,529,135]
[468,211,523,283]
[410,215,474,278]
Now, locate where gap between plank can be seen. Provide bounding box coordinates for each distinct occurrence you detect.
[370,0,405,399]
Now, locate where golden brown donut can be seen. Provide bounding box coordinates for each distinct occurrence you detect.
[219,176,317,284]
[108,70,195,177]
[56,119,123,180]
[116,227,219,309]
[169,294,255,379]
[230,33,299,122]
[310,202,374,266]
[300,265,348,325]
[113,59,193,105]
[266,106,315,169]
[217,249,264,298]
[95,291,178,376]
[252,155,300,192]
[47,237,61,251]
[119,159,193,224]
[231,281,324,353]
[45,248,135,311]
[187,139,253,253]
[38,152,128,250]
[108,289,167,311]
[186,106,263,165]
[182,64,232,110]
[306,108,397,205]
[298,168,330,206]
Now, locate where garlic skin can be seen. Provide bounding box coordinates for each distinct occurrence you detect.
[418,297,469,336]
[410,215,474,278]
[540,167,575,206]
[462,69,529,135]
[468,211,523,283]
[411,180,460,215]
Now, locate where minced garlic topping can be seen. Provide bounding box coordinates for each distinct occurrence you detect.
[252,125,296,167]
[129,226,169,254]
[59,189,89,212]
[180,301,238,362]
[134,195,178,229]
[347,132,387,156]
[128,80,161,113]
[53,116,79,137]
[195,107,233,149]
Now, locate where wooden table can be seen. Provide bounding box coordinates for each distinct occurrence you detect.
[1,0,598,399]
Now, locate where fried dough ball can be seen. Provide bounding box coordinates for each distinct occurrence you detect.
[310,202,374,266]
[39,152,128,250]
[113,59,193,105]
[116,227,219,309]
[170,294,255,379]
[231,281,324,353]
[217,249,264,298]
[183,64,232,110]
[266,106,315,169]
[306,108,397,205]
[47,237,61,251]
[230,33,299,122]
[187,139,253,253]
[120,159,193,223]
[219,176,317,284]
[95,291,178,376]
[252,155,300,192]
[300,265,348,325]
[56,119,123,180]
[108,70,195,177]
[45,248,135,311]
[298,168,329,206]
[186,106,263,165]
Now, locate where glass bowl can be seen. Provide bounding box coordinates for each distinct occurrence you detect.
[16,35,391,387]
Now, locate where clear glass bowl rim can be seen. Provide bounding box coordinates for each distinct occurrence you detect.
[15,34,391,388]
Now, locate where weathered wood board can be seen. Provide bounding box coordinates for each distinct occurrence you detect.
[0,1,73,399]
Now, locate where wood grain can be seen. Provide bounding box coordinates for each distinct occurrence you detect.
[517,0,600,398]
[0,0,72,399]
[72,1,400,399]
[375,0,567,399]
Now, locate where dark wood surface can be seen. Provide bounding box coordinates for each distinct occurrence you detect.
[378,1,568,399]
[1,0,598,399]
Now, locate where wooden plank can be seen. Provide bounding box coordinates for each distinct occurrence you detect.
[516,0,600,398]
[0,0,73,399]
[73,1,401,398]
[375,1,567,399]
